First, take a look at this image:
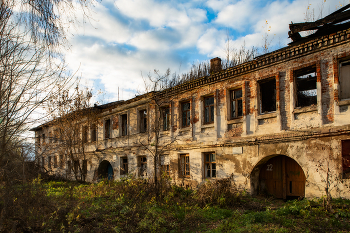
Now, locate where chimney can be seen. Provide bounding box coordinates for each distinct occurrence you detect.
[210,57,222,74]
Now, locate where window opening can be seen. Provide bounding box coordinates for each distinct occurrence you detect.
[138,156,147,177]
[342,140,350,179]
[139,110,147,133]
[67,161,72,174]
[204,152,216,178]
[54,156,57,168]
[162,107,170,131]
[105,119,111,139]
[339,60,350,100]
[204,96,214,124]
[230,89,243,119]
[120,157,128,175]
[259,78,276,113]
[83,160,88,176]
[295,66,317,108]
[59,155,64,168]
[42,157,45,168]
[91,124,97,142]
[74,160,79,174]
[82,126,88,143]
[121,114,128,136]
[161,155,170,176]
[179,154,190,177]
[48,156,51,169]
[182,102,191,128]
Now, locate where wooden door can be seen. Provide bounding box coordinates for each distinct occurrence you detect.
[259,155,305,198]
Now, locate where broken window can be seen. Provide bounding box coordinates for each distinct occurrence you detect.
[161,155,170,176]
[82,125,88,143]
[91,124,97,142]
[139,109,147,133]
[162,107,170,131]
[54,156,57,168]
[138,156,147,177]
[120,157,128,175]
[342,140,350,179]
[83,159,88,176]
[121,114,128,136]
[181,101,191,128]
[259,78,276,113]
[339,60,350,100]
[204,96,214,124]
[230,89,243,119]
[295,66,317,108]
[204,152,216,178]
[179,154,190,178]
[105,119,111,139]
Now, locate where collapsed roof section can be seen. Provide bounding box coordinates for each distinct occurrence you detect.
[289,3,350,44]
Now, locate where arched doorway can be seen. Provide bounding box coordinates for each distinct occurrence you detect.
[258,155,306,199]
[98,160,114,180]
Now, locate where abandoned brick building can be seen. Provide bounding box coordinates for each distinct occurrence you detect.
[33,6,350,199]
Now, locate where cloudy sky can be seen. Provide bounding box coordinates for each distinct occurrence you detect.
[64,0,345,103]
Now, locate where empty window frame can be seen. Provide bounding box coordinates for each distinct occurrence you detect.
[181,101,191,128]
[204,96,214,124]
[204,152,216,178]
[82,125,88,143]
[48,156,52,169]
[138,156,147,177]
[59,155,64,168]
[120,157,128,175]
[105,119,111,139]
[139,110,147,133]
[160,155,170,176]
[162,107,170,131]
[230,89,243,119]
[54,156,57,168]
[179,154,190,178]
[295,66,317,108]
[342,140,350,179]
[74,160,80,174]
[91,124,97,142]
[83,159,88,176]
[121,114,128,136]
[259,78,276,114]
[339,60,350,100]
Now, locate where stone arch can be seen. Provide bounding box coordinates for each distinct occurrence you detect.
[98,160,114,180]
[250,154,306,199]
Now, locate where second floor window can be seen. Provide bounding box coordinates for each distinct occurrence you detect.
[105,119,111,139]
[121,114,128,136]
[259,78,276,114]
[139,110,147,133]
[182,102,191,128]
[204,96,214,124]
[162,107,170,131]
[339,59,350,100]
[230,89,243,119]
[295,66,317,108]
[91,124,97,142]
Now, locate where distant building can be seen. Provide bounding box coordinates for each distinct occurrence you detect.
[32,6,350,199]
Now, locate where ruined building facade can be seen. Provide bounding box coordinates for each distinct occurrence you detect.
[33,10,350,199]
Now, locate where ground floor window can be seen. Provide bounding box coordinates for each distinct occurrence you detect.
[138,156,147,177]
[120,157,128,175]
[67,161,72,174]
[179,154,190,178]
[161,155,170,176]
[83,159,88,176]
[342,140,350,179]
[48,156,52,169]
[204,152,216,178]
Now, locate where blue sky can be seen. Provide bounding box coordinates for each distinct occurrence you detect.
[65,0,345,103]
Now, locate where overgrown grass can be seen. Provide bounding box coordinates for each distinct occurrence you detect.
[1,176,349,232]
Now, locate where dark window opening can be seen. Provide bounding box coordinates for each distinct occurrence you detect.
[121,114,128,136]
[204,152,216,178]
[204,96,214,124]
[259,78,276,113]
[162,107,170,131]
[67,161,72,174]
[59,155,64,168]
[74,160,80,174]
[48,156,51,169]
[83,160,87,176]
[91,124,97,142]
[82,126,88,143]
[105,119,111,139]
[54,156,57,168]
[181,102,191,128]
[139,110,147,133]
[295,66,317,108]
[179,154,190,178]
[138,156,147,177]
[120,157,128,175]
[42,134,45,144]
[342,140,350,179]
[230,89,243,119]
[339,60,350,100]
[41,157,45,168]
